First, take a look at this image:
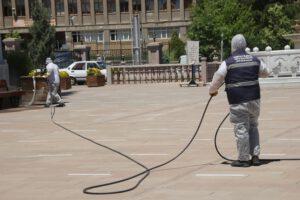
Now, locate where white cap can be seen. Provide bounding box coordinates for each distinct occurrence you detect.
[46,57,53,64]
[231,34,247,53]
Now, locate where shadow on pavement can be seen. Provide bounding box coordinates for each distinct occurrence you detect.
[221,158,300,166]
[61,91,77,97]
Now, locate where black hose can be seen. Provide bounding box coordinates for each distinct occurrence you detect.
[50,96,214,195]
[213,113,234,162]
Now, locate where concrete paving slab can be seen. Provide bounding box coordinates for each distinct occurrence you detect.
[0,83,300,200]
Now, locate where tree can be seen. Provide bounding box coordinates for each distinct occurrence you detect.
[259,4,293,50]
[28,0,56,68]
[169,32,185,61]
[188,0,257,60]
[188,0,295,60]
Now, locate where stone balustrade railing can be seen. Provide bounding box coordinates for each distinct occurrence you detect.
[248,46,300,78]
[107,63,203,85]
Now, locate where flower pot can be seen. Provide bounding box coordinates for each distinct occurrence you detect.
[86,75,105,87]
[60,77,72,90]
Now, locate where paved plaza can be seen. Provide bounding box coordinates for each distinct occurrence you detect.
[0,83,300,200]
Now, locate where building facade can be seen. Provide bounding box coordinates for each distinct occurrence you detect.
[0,0,195,56]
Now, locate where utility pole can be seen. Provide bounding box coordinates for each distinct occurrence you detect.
[221,33,224,62]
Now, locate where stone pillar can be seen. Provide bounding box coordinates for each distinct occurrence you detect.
[116,0,121,23]
[64,0,69,25]
[77,0,83,25]
[200,57,207,85]
[65,32,73,50]
[103,29,110,53]
[167,0,171,21]
[11,0,16,20]
[90,0,96,24]
[24,0,30,20]
[179,26,187,41]
[107,66,112,85]
[0,35,10,86]
[154,0,158,21]
[129,0,133,14]
[0,0,4,27]
[180,0,184,20]
[147,42,163,64]
[50,0,56,19]
[141,0,146,22]
[103,0,108,24]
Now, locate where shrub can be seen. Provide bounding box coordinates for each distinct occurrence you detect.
[87,68,102,76]
[169,32,185,61]
[59,71,69,78]
[27,69,45,77]
[6,51,33,77]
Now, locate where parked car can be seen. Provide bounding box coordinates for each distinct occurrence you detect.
[60,61,107,85]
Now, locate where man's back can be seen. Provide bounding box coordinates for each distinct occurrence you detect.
[46,63,60,84]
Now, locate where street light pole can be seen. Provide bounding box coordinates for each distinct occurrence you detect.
[221,33,224,62]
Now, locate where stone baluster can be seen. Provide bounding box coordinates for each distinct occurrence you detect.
[122,68,125,84]
[139,67,142,83]
[174,66,178,82]
[127,68,130,84]
[186,65,190,81]
[180,66,184,82]
[145,68,148,83]
[133,68,136,84]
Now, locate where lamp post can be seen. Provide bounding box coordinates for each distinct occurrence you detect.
[221,33,224,61]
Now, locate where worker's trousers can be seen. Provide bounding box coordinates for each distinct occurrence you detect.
[229,99,260,161]
[46,83,63,106]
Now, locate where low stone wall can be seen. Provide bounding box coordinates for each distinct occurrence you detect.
[107,64,203,85]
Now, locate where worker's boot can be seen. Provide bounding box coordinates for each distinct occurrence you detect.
[231,160,250,167]
[251,156,260,166]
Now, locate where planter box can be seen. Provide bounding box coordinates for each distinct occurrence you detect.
[86,75,105,87]
[20,76,48,104]
[60,77,72,90]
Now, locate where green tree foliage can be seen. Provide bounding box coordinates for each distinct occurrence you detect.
[4,30,21,39]
[169,32,186,61]
[188,0,256,59]
[259,4,293,50]
[188,0,295,60]
[28,0,55,68]
[6,51,33,78]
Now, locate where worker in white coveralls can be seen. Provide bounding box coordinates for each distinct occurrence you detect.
[209,34,270,167]
[44,57,65,107]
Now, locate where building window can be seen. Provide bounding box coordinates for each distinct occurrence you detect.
[110,30,131,41]
[72,32,82,42]
[171,0,180,10]
[94,0,103,14]
[55,0,65,16]
[108,0,116,13]
[146,0,154,11]
[68,0,78,14]
[148,27,180,39]
[3,0,12,16]
[158,0,167,11]
[133,0,141,12]
[16,0,25,16]
[184,0,193,9]
[81,0,90,14]
[83,32,103,42]
[42,0,51,14]
[120,0,128,12]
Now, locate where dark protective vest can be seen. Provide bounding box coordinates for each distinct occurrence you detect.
[225,50,261,105]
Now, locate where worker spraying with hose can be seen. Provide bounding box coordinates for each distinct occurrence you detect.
[209,34,270,167]
[44,57,65,108]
